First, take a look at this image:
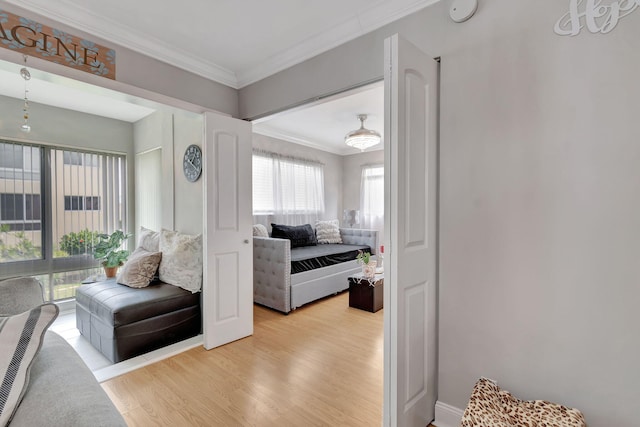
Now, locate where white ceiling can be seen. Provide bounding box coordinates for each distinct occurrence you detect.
[254,82,384,156]
[3,0,441,89]
[0,0,407,151]
[0,61,155,122]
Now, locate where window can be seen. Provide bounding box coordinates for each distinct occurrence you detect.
[85,196,100,211]
[252,151,325,221]
[64,195,84,211]
[64,196,101,211]
[0,193,24,221]
[0,140,128,302]
[361,165,384,231]
[63,151,99,166]
[0,193,41,231]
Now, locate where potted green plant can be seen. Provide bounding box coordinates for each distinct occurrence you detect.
[93,230,132,278]
[356,250,377,279]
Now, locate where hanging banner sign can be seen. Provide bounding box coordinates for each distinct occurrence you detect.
[0,9,116,79]
[555,0,640,36]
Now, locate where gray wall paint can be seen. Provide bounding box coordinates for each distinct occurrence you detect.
[1,3,238,117]
[133,111,174,232]
[240,1,640,425]
[0,95,133,153]
[172,112,204,235]
[252,134,343,223]
[133,110,204,236]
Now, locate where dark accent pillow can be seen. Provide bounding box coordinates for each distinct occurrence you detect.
[271,223,317,248]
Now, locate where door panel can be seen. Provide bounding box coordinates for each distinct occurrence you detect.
[203,111,253,350]
[384,34,438,427]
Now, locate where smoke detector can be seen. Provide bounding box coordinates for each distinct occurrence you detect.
[450,0,478,23]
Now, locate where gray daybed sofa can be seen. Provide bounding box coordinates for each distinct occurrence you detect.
[0,277,126,427]
[253,227,378,313]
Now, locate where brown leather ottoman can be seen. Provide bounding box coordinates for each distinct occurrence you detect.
[76,278,201,363]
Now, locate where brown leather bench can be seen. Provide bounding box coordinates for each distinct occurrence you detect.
[76,278,201,363]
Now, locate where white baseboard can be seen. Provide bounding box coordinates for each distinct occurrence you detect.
[433,401,464,427]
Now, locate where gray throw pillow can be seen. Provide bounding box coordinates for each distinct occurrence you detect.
[116,247,162,288]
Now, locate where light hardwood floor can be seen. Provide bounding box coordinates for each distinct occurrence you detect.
[102,292,385,426]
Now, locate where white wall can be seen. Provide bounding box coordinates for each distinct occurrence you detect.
[133,110,204,237]
[252,133,343,223]
[133,111,174,234]
[239,1,640,425]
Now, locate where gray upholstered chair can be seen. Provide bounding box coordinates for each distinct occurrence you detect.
[0,276,45,315]
[0,277,127,426]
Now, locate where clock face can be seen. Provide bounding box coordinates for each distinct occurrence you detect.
[183,144,202,182]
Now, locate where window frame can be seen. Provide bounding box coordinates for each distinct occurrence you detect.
[0,140,128,290]
[361,164,385,217]
[252,151,325,216]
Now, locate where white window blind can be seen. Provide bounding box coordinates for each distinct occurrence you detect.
[0,140,128,301]
[51,148,126,258]
[252,151,325,225]
[361,165,384,232]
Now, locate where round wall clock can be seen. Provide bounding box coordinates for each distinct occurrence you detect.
[183,144,202,182]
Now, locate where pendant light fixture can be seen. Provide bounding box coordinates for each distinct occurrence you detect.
[20,55,31,133]
[344,114,380,151]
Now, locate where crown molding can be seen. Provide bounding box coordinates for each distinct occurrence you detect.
[253,125,350,156]
[236,0,442,88]
[254,125,384,157]
[4,0,441,90]
[2,0,239,88]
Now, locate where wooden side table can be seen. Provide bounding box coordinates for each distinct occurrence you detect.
[348,273,383,313]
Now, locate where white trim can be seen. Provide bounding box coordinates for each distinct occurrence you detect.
[0,49,226,118]
[93,335,203,383]
[5,0,443,89]
[253,126,349,156]
[2,0,238,87]
[433,401,464,427]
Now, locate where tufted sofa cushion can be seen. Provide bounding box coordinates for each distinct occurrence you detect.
[339,228,378,253]
[253,236,291,313]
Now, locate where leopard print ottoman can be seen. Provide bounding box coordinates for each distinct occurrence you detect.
[460,378,586,427]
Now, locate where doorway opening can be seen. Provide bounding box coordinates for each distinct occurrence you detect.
[249,79,387,415]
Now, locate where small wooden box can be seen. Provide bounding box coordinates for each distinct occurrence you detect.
[348,273,384,313]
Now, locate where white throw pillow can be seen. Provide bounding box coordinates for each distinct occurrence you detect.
[252,224,269,238]
[159,229,203,293]
[315,220,342,244]
[138,226,160,252]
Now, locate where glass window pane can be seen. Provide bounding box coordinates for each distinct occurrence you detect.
[0,143,23,168]
[54,148,127,260]
[0,193,24,220]
[37,267,103,301]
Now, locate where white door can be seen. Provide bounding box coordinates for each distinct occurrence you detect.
[383,34,438,426]
[202,111,253,349]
